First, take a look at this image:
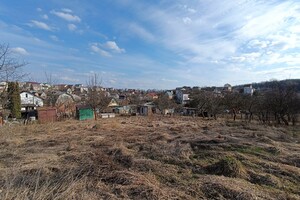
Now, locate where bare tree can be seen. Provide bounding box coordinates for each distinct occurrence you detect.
[129,94,144,105]
[190,90,208,117]
[84,73,110,120]
[44,71,58,107]
[205,94,224,120]
[0,43,27,81]
[44,71,58,86]
[0,43,27,110]
[264,81,299,125]
[154,93,177,113]
[222,93,244,121]
[190,90,225,120]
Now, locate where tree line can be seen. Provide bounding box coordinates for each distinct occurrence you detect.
[189,81,300,125]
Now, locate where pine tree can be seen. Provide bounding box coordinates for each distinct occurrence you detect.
[8,82,21,118]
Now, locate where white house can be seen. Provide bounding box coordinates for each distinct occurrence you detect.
[0,82,7,93]
[40,83,51,91]
[244,84,254,95]
[175,88,190,104]
[20,92,44,111]
[223,83,232,92]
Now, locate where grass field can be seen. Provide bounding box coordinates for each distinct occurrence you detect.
[0,116,299,199]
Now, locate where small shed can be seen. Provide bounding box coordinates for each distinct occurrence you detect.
[138,106,151,116]
[76,106,94,120]
[138,102,156,116]
[37,107,57,123]
[116,105,137,115]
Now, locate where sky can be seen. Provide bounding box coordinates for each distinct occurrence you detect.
[0,0,300,89]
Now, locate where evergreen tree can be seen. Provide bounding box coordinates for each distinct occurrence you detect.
[8,82,21,118]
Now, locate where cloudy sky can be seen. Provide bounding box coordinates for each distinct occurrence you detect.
[0,0,299,89]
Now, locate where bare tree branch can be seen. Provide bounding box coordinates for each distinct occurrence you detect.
[84,73,110,120]
[0,43,28,82]
[0,43,28,110]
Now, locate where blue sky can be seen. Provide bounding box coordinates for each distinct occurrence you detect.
[0,0,299,89]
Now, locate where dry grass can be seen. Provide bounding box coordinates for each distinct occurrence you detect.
[0,116,299,199]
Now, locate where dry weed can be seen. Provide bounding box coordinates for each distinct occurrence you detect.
[0,116,299,199]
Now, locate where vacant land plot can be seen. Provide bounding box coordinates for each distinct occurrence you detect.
[0,116,299,199]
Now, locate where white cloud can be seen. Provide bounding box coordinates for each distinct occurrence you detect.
[68,24,77,31]
[50,35,59,42]
[61,76,79,82]
[181,5,196,13]
[261,52,300,65]
[42,14,48,20]
[61,8,73,13]
[230,52,261,63]
[29,20,52,31]
[90,41,125,56]
[182,17,192,24]
[248,39,269,49]
[51,10,81,22]
[4,1,300,88]
[255,66,300,79]
[90,44,111,57]
[187,8,196,14]
[104,41,125,53]
[161,78,178,83]
[126,1,300,70]
[268,33,299,51]
[11,47,28,55]
[37,8,42,12]
[128,23,155,42]
[236,2,299,39]
[109,79,116,84]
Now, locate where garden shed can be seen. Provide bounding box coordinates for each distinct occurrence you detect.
[37,107,57,123]
[76,106,94,120]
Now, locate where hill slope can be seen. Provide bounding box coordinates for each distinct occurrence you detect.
[0,117,299,199]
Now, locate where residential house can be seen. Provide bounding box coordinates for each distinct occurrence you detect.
[244,84,254,95]
[213,87,222,94]
[0,82,7,93]
[18,82,26,89]
[166,90,174,99]
[40,83,51,91]
[108,98,119,107]
[74,84,83,92]
[25,82,42,91]
[39,92,47,100]
[54,84,73,94]
[119,94,126,100]
[223,84,232,92]
[105,98,120,113]
[146,92,159,100]
[20,91,44,112]
[175,87,190,104]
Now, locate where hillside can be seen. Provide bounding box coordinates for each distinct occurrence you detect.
[0,117,299,199]
[235,79,300,92]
